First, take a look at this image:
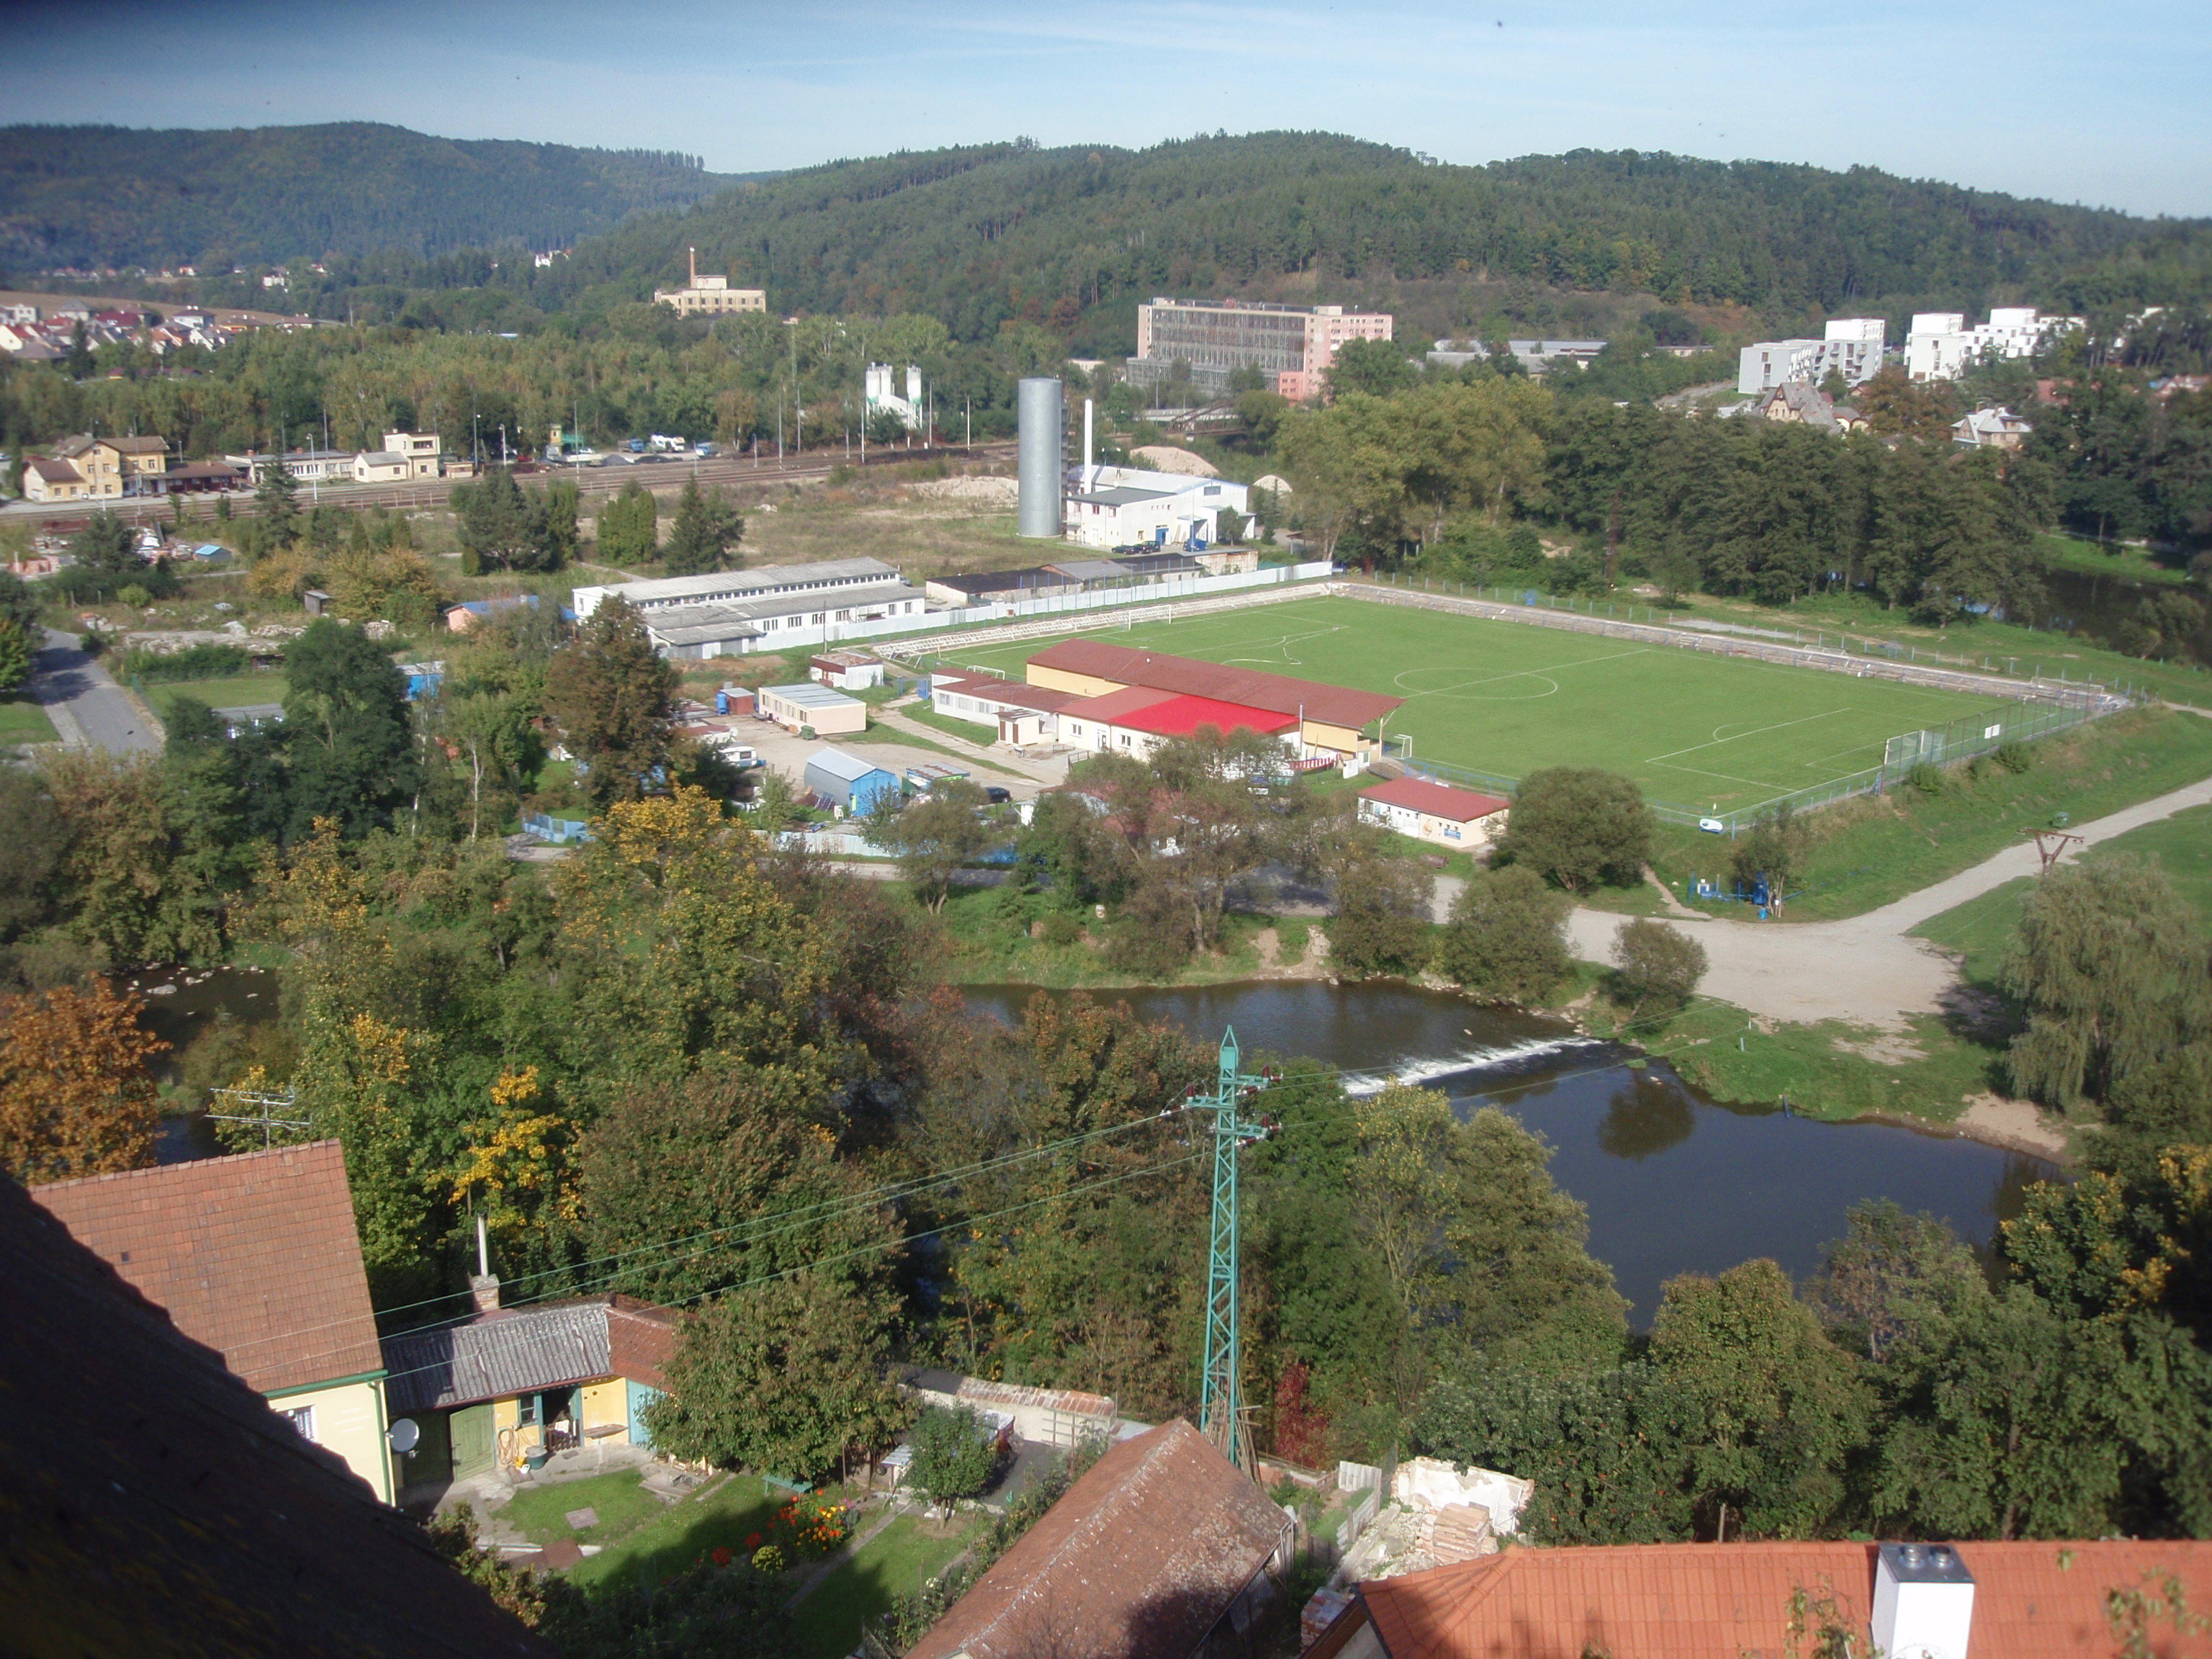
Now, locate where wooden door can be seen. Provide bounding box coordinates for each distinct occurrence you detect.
[449,1403,495,1479]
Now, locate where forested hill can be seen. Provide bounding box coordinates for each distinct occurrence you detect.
[0,123,750,269]
[554,133,2208,343]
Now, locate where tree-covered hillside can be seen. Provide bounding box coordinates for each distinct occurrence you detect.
[542,134,2206,347]
[0,123,749,269]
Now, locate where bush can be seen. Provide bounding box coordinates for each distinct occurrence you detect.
[1327,858,1434,977]
[120,643,251,683]
[1907,762,1944,795]
[909,1405,1001,1516]
[115,584,153,608]
[1040,912,1084,946]
[1610,918,1708,1025]
[1500,768,1654,891]
[1434,866,1572,1003]
[1994,742,2033,773]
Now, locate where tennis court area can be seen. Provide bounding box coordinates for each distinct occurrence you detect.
[933,596,2000,813]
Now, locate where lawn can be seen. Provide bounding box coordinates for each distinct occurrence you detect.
[500,1470,667,1553]
[2033,531,2193,588]
[562,1471,783,1592]
[1910,801,2212,979]
[789,1511,979,1659]
[0,696,58,743]
[1634,707,2212,921]
[148,674,287,716]
[930,595,1999,814]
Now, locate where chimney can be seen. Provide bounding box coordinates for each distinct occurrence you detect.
[1872,1542,1975,1659]
[469,1211,500,1312]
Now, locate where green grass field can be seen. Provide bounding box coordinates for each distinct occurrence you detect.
[0,696,59,744]
[938,596,1997,813]
[148,675,287,719]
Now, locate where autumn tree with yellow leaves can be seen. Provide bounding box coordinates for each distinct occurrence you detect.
[0,979,166,1184]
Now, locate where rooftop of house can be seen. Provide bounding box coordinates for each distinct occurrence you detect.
[26,456,82,482]
[806,746,897,783]
[1,1170,549,1657]
[32,1140,383,1395]
[1359,776,1511,822]
[905,1419,1291,1659]
[1028,639,1403,729]
[382,1294,674,1415]
[1102,692,1300,740]
[932,674,1083,714]
[1328,1539,2212,1659]
[762,680,868,710]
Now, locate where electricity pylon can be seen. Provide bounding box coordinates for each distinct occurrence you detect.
[1186,1026,1275,1473]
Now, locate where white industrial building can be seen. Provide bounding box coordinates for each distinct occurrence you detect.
[571,557,927,660]
[1062,465,1250,551]
[865,364,922,431]
[1905,308,2086,382]
[1736,319,1887,394]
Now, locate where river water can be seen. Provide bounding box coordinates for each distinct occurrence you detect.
[142,967,2056,1326]
[966,981,2056,1324]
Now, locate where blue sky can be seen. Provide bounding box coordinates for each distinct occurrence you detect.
[4,0,2206,217]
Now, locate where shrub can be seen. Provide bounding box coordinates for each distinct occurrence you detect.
[116,584,153,608]
[909,1406,1001,1517]
[1434,866,1572,1003]
[1040,912,1083,946]
[1609,918,1708,1025]
[1500,768,1654,891]
[120,643,251,683]
[1994,741,2033,773]
[1907,762,1944,796]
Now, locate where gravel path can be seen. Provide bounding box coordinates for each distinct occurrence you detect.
[1565,773,2212,1029]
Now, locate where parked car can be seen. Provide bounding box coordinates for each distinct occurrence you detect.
[984,786,1012,804]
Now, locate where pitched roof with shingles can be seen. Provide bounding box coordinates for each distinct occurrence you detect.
[382,1300,613,1415]
[1348,1539,2212,1659]
[1,1172,549,1658]
[1028,639,1402,729]
[906,1419,1290,1659]
[1360,777,1511,822]
[32,1141,383,1395]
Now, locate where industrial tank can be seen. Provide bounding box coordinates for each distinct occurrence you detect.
[1016,377,1064,538]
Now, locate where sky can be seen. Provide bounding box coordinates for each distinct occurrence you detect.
[2,0,2207,218]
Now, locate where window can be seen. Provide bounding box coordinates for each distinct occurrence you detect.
[280,1404,318,1442]
[1119,734,1131,748]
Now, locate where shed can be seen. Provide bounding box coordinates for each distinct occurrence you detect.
[757,680,867,736]
[805,748,902,814]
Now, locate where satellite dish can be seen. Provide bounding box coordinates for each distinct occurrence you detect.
[387,1417,421,1455]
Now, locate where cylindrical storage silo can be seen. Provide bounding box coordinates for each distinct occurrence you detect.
[1016,376,1064,538]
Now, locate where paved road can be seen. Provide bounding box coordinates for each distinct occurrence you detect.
[30,627,161,754]
[1565,772,2212,1029]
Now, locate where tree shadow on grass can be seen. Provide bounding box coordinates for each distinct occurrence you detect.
[577,1478,785,1594]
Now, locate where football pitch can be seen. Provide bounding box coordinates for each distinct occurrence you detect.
[932,596,2000,812]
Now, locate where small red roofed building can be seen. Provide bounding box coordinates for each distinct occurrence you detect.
[906,1418,1294,1659]
[32,1141,397,1501]
[1357,775,1511,850]
[1306,1538,2212,1659]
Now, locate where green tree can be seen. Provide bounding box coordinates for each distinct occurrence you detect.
[661,476,745,577]
[881,778,992,912]
[0,617,30,693]
[1327,337,1419,398]
[2003,856,2212,1110]
[1326,855,1433,977]
[453,466,534,574]
[909,1406,1002,1517]
[1501,768,1654,892]
[542,597,675,804]
[595,480,660,567]
[1433,864,1571,1002]
[1610,918,1707,1024]
[251,458,302,548]
[1730,802,1810,902]
[280,618,418,838]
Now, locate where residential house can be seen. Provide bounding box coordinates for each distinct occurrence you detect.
[353,450,412,484]
[381,1290,679,1490]
[1751,380,1867,435]
[1308,1539,2212,1659]
[27,432,171,501]
[444,593,545,632]
[757,680,868,735]
[2,1164,550,1657]
[1025,639,1403,762]
[804,747,902,813]
[22,455,94,503]
[1357,776,1511,849]
[382,430,444,477]
[32,1141,398,1503]
[905,1419,1295,1659]
[1953,405,2034,449]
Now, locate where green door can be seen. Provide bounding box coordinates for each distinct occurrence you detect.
[450,1403,495,1480]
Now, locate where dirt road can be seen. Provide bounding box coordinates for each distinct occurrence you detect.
[1565,773,2212,1028]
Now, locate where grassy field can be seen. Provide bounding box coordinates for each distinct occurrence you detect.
[938,595,1999,814]
[562,1472,782,1591]
[500,1470,667,1553]
[147,673,287,717]
[0,696,59,743]
[789,1512,977,1659]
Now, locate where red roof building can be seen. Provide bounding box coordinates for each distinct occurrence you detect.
[1025,639,1402,757]
[1358,775,1511,849]
[1310,1539,2212,1659]
[34,1141,396,1501]
[906,1419,1293,1659]
[1059,683,1298,757]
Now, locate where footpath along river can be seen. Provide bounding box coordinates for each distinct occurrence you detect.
[145,968,2056,1327]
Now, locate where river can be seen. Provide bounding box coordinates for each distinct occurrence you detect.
[142,968,2057,1326]
[966,981,2056,1324]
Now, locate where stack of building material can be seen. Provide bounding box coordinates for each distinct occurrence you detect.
[1422,1502,1497,1565]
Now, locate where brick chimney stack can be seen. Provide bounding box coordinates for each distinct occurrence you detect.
[469,1273,501,1313]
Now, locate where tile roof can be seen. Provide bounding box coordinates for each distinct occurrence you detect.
[1344,1539,2212,1659]
[382,1299,613,1416]
[906,1419,1291,1659]
[109,433,168,454]
[1102,692,1299,740]
[32,1141,383,1395]
[1028,639,1402,729]
[1,1170,549,1657]
[26,457,82,482]
[606,1295,681,1390]
[1360,777,1511,822]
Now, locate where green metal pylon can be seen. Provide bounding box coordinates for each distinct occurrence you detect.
[1190,1025,1274,1473]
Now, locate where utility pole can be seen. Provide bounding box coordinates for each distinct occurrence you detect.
[1182,1027,1276,1473]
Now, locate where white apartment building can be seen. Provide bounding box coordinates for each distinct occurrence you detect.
[1736,318,1887,394]
[1905,307,2085,382]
